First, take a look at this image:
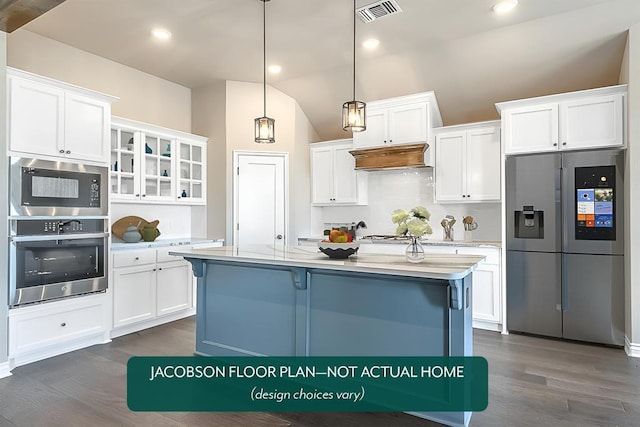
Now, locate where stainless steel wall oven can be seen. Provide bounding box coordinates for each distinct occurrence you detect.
[9,218,109,307]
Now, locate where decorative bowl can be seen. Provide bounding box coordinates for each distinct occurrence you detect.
[317,242,360,259]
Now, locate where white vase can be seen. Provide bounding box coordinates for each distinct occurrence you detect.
[405,236,425,263]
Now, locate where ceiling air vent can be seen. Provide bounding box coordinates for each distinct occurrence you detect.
[357,0,402,23]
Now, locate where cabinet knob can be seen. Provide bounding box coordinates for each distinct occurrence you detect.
[158,267,162,271]
[553,143,558,146]
[135,257,139,261]
[59,149,65,153]
[135,194,140,197]
[389,139,393,143]
[153,268,157,272]
[276,234,283,240]
[142,194,146,197]
[467,194,471,198]
[462,195,466,198]
[66,150,71,154]
[383,140,387,143]
[562,142,567,146]
[60,322,66,327]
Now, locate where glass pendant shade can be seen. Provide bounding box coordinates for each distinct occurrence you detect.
[342,100,366,132]
[254,116,275,144]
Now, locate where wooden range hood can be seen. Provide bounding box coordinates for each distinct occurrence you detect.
[0,0,65,33]
[349,143,429,170]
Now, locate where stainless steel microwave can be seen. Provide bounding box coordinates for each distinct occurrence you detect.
[10,157,108,217]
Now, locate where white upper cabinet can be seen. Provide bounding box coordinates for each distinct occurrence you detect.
[498,85,626,155]
[352,93,443,166]
[310,139,367,205]
[434,122,501,203]
[8,68,116,165]
[110,116,207,204]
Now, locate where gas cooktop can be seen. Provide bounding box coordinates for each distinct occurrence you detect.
[360,234,411,241]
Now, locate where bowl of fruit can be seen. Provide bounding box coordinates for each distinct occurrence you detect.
[318,230,360,259]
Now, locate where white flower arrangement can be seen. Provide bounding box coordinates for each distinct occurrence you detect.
[391,206,433,237]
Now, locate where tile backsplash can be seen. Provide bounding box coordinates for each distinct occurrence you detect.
[314,168,501,242]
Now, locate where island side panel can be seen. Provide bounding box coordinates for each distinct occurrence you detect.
[195,261,307,356]
[307,269,449,356]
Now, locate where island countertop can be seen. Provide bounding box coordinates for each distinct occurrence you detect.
[169,244,485,280]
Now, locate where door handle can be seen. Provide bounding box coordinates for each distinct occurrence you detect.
[276,235,283,240]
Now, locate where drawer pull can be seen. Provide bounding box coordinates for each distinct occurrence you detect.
[60,322,66,327]
[135,257,140,261]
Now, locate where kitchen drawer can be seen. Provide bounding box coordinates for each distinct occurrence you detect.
[10,300,105,355]
[456,247,500,265]
[112,249,156,268]
[157,247,189,263]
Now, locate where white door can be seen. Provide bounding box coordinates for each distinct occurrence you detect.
[465,127,501,201]
[235,152,287,249]
[503,103,559,154]
[388,102,427,145]
[64,92,110,164]
[434,131,466,202]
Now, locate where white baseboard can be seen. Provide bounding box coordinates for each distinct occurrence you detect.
[10,332,107,369]
[473,319,502,332]
[111,308,195,339]
[625,336,640,358]
[0,361,12,379]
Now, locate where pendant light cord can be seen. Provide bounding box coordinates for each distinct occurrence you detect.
[352,0,356,101]
[263,0,267,117]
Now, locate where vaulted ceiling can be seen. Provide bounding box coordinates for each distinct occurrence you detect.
[16,0,640,140]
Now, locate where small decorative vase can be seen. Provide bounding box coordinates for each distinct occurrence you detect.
[122,225,142,243]
[405,235,425,263]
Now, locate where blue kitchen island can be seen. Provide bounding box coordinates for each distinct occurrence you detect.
[169,245,484,427]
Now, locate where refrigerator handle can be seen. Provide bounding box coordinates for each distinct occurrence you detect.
[559,159,570,253]
[561,255,568,311]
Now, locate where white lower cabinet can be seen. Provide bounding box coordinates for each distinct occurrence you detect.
[455,247,503,332]
[111,247,194,337]
[358,242,503,332]
[8,293,110,368]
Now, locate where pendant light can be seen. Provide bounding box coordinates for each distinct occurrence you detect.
[255,0,275,143]
[342,0,366,132]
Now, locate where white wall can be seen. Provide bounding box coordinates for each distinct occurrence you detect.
[7,30,191,132]
[620,26,640,356]
[192,81,227,240]
[0,31,8,370]
[316,168,501,242]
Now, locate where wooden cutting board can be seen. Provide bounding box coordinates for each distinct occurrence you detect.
[112,216,160,240]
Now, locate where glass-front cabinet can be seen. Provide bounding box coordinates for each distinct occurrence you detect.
[110,117,207,204]
[177,140,205,203]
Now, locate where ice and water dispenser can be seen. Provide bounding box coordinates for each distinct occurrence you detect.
[514,205,544,239]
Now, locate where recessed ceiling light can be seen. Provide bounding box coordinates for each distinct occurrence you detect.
[492,0,518,14]
[362,38,380,49]
[268,64,282,74]
[151,28,172,40]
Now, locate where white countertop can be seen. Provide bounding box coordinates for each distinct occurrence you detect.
[111,238,224,250]
[168,245,485,280]
[298,236,501,248]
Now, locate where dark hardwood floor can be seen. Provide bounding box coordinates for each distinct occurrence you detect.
[1,317,639,427]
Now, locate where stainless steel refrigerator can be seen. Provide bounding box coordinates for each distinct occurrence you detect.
[506,149,624,346]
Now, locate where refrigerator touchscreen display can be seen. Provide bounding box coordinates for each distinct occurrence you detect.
[575,165,615,240]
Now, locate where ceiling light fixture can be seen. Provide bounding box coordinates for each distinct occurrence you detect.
[151,28,172,40]
[492,0,518,14]
[268,64,282,74]
[342,0,366,133]
[255,0,275,144]
[362,38,380,49]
